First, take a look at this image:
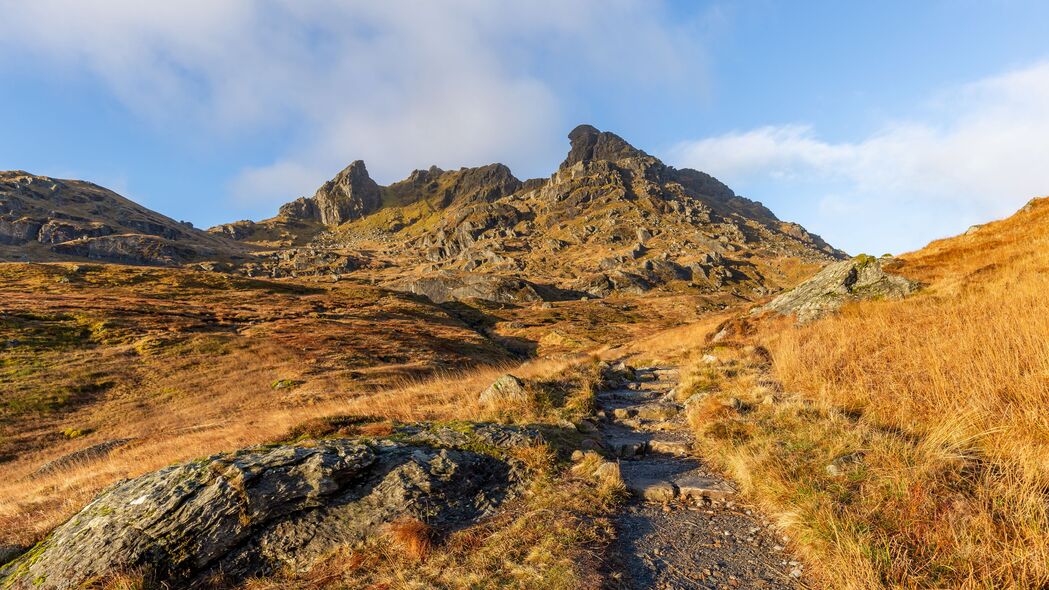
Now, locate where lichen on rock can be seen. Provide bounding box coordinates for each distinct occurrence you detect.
[756,255,920,322]
[0,433,527,589]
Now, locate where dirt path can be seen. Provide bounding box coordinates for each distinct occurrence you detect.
[599,366,804,590]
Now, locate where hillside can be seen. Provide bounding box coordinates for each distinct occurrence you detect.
[670,197,1049,588]
[0,171,246,265]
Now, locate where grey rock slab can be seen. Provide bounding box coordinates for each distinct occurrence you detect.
[648,439,692,457]
[627,479,678,503]
[675,476,736,501]
[1,437,522,589]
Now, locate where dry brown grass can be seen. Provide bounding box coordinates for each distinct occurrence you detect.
[385,516,436,561]
[0,337,573,547]
[682,198,1049,589]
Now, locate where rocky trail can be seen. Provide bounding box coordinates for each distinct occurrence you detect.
[599,366,804,590]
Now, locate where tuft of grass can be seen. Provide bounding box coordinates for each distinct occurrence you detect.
[385,516,436,562]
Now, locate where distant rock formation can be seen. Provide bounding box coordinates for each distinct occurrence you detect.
[280,160,383,226]
[560,123,649,169]
[2,125,847,302]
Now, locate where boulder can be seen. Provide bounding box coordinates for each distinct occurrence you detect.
[479,374,529,407]
[0,438,522,589]
[757,255,920,323]
[31,438,136,478]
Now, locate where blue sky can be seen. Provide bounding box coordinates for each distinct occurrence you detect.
[2,1,1049,254]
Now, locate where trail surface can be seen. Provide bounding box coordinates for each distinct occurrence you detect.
[599,366,803,590]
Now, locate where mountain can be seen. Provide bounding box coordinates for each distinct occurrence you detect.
[0,171,245,265]
[213,124,844,302]
[1,126,843,302]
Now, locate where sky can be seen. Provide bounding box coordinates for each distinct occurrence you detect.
[2,1,1049,254]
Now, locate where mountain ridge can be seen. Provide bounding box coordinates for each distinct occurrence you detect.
[3,125,844,304]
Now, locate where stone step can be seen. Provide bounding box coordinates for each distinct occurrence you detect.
[647,439,692,457]
[607,438,648,459]
[626,478,677,502]
[635,402,681,421]
[640,420,677,432]
[610,407,638,419]
[674,476,735,500]
[599,389,660,402]
[625,476,735,503]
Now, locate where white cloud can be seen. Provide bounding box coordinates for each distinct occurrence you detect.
[669,61,1049,253]
[0,0,706,206]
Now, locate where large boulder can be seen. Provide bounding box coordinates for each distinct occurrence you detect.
[0,437,522,589]
[479,374,529,407]
[757,255,919,322]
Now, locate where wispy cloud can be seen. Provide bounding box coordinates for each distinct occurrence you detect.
[669,61,1049,253]
[0,0,707,206]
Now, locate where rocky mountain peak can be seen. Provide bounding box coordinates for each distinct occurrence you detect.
[312,160,382,226]
[278,160,382,226]
[560,124,650,170]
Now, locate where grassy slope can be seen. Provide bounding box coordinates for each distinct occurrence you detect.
[676,198,1049,588]
[0,262,690,573]
[0,262,517,543]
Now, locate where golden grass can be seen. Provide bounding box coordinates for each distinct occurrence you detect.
[681,198,1049,589]
[385,516,436,561]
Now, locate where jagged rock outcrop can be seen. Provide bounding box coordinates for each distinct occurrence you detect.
[50,234,205,266]
[279,161,382,226]
[0,433,525,589]
[560,124,649,169]
[209,220,257,241]
[239,247,366,278]
[756,255,920,322]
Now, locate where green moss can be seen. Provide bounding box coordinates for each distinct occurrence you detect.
[853,253,877,268]
[271,379,304,391]
[0,535,52,588]
[61,427,90,439]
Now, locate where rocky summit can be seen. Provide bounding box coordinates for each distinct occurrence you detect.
[212,124,845,302]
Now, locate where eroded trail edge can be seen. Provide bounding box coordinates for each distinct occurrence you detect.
[598,365,803,590]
